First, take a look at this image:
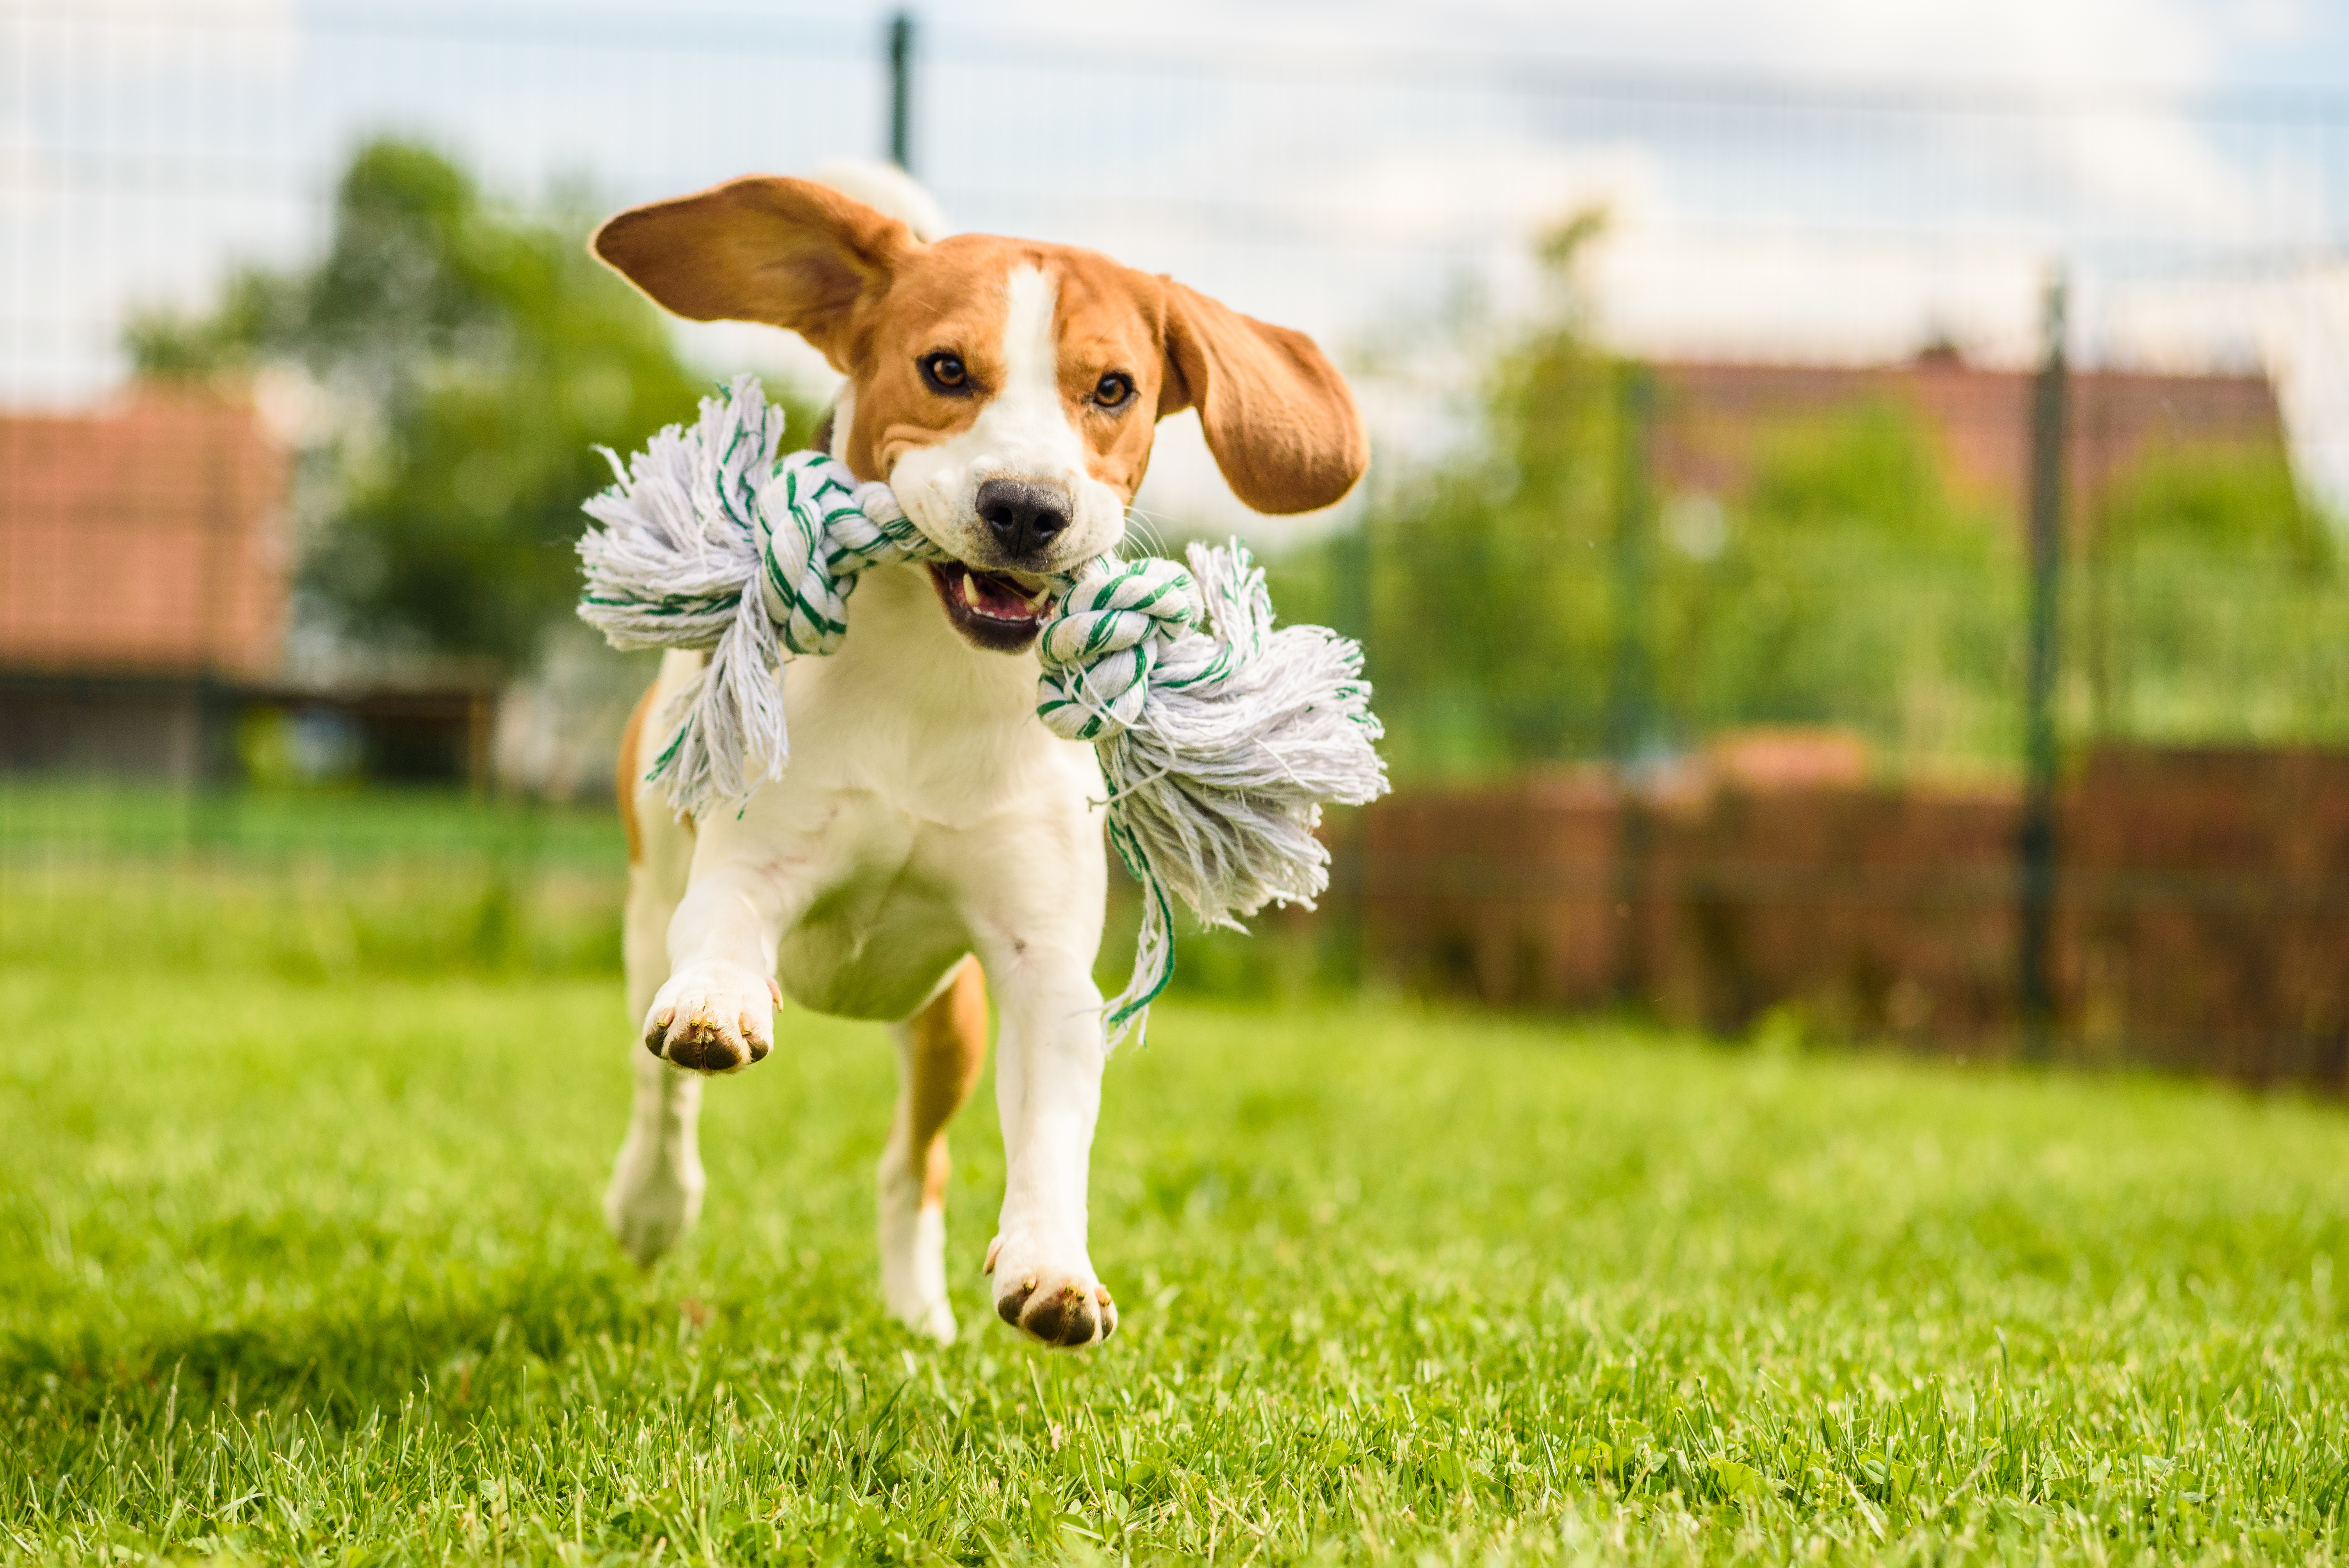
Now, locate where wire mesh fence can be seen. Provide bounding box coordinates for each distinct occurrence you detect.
[12,5,2349,398]
[6,0,2349,1079]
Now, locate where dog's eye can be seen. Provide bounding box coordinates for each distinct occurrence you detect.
[920,352,968,392]
[1093,372,1134,410]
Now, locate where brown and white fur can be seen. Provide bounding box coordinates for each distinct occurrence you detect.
[593,174,1365,1347]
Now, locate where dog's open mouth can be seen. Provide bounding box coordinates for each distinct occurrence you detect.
[927,561,1056,653]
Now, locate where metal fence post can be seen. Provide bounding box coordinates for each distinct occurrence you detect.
[1609,361,1658,1007]
[887,14,915,171]
[2018,272,2068,1061]
[1606,362,1658,767]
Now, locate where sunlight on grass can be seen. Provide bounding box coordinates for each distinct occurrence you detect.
[3,955,2345,1563]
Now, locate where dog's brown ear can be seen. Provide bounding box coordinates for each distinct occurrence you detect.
[592,176,911,367]
[1157,280,1367,515]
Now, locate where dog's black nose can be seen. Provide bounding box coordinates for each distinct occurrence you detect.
[975,479,1071,559]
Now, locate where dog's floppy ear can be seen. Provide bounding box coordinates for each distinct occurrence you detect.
[592,176,912,368]
[1157,280,1367,515]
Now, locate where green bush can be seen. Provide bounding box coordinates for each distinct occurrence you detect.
[2087,443,2349,744]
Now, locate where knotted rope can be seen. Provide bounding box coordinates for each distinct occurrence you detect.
[579,375,1387,1041]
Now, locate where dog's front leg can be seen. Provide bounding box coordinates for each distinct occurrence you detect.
[982,948,1119,1347]
[644,858,797,1074]
[607,785,704,1266]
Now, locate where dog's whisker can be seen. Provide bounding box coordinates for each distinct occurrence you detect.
[1121,504,1174,560]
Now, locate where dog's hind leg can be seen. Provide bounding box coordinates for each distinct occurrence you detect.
[879,957,989,1342]
[606,658,707,1265]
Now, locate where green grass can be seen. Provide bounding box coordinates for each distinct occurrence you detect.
[4,935,2347,1565]
[1,785,627,982]
[4,791,2347,1561]
[0,782,626,869]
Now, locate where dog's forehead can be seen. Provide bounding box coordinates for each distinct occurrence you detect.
[881,236,1161,358]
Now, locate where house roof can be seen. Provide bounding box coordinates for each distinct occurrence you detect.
[0,385,289,678]
[1650,358,2286,531]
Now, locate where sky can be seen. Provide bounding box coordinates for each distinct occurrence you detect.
[7,0,2349,527]
[938,0,2344,87]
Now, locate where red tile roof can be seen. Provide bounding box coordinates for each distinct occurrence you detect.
[0,386,289,677]
[1651,359,2286,532]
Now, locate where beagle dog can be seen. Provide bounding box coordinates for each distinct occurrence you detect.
[592,173,1365,1347]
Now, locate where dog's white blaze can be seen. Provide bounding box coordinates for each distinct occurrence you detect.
[885,264,1126,566]
[946,266,1087,503]
[994,264,1063,439]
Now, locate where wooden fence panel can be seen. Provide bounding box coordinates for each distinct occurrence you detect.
[1347,747,2349,1092]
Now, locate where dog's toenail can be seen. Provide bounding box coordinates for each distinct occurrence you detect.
[1021,1274,1037,1292]
[1096,1285,1113,1306]
[982,1238,1002,1274]
[766,977,782,1005]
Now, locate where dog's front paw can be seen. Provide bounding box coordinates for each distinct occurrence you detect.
[644,961,779,1073]
[985,1235,1117,1348]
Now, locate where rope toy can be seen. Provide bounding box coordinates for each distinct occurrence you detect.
[578,375,1388,1041]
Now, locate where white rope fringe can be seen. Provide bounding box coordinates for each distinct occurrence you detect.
[579,375,1389,1042]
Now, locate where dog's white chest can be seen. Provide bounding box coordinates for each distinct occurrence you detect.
[775,563,1094,817]
[724,563,1105,1018]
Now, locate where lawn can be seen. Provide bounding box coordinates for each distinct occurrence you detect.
[3,800,2348,1563]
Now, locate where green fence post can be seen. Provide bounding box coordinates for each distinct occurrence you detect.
[1608,361,1657,1008]
[2018,273,2068,1062]
[887,14,915,171]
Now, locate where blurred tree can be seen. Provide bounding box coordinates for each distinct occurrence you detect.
[1654,401,2017,763]
[1274,213,2023,780]
[129,140,715,667]
[2099,442,2332,566]
[2089,443,2348,743]
[1272,212,1622,780]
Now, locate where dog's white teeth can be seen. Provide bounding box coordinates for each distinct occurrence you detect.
[961,573,985,609]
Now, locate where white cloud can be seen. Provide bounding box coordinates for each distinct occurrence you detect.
[1589,225,2050,367]
[2231,0,2310,45]
[959,0,2215,84]
[1316,138,1659,250]
[0,0,305,402]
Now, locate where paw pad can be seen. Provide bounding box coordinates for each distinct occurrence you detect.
[994,1270,1117,1347]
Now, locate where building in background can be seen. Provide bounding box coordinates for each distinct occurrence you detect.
[1,387,285,778]
[0,385,497,785]
[1652,353,2287,530]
